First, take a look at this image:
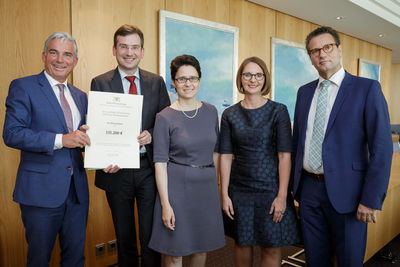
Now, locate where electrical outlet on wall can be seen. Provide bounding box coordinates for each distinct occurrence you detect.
[108,240,117,252]
[95,243,106,256]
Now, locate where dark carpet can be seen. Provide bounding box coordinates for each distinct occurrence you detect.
[109,234,400,266]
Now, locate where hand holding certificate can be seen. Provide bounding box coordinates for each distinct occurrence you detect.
[84,91,143,169]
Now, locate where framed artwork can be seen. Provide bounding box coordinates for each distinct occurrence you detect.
[358,58,381,82]
[271,38,318,121]
[159,10,239,115]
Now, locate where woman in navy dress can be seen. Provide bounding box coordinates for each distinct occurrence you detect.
[220,57,300,267]
[149,55,225,267]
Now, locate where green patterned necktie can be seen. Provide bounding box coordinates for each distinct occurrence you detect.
[309,80,331,171]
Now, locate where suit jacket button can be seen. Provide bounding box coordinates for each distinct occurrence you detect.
[67,166,72,170]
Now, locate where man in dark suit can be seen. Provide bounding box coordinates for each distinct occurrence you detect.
[292,26,393,266]
[91,24,170,267]
[3,32,90,267]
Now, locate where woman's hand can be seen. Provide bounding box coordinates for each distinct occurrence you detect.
[270,195,286,223]
[222,195,234,220]
[162,204,175,230]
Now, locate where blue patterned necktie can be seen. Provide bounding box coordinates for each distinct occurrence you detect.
[309,80,331,171]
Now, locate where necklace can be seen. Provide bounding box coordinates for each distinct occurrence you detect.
[177,101,199,119]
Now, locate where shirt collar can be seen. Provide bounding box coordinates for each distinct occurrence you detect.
[44,71,68,88]
[118,67,140,80]
[318,67,345,88]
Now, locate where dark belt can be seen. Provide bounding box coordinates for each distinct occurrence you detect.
[168,158,214,168]
[140,152,147,158]
[302,169,325,182]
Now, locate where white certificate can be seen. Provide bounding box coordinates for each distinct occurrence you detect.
[84,91,143,169]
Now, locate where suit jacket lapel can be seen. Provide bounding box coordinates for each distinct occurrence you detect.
[139,69,149,126]
[111,68,124,93]
[38,71,69,132]
[68,84,85,126]
[300,80,318,149]
[325,71,351,135]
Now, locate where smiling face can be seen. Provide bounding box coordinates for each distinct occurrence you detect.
[309,33,342,79]
[172,65,200,101]
[113,33,144,75]
[42,38,78,83]
[241,62,265,96]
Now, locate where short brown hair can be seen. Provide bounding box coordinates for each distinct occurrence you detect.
[305,26,340,51]
[113,24,144,48]
[236,57,271,96]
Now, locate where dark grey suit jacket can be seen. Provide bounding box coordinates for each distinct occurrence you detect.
[91,67,170,192]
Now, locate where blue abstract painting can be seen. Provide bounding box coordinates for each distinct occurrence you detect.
[271,38,318,121]
[160,10,238,115]
[358,58,380,82]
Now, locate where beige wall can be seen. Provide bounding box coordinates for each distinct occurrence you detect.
[0,0,394,266]
[391,64,400,124]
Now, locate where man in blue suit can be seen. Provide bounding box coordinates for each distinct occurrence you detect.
[292,26,393,266]
[3,32,90,267]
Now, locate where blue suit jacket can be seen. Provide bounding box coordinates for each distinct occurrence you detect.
[3,71,88,208]
[292,71,393,213]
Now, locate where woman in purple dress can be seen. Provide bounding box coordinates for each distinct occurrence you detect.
[148,55,225,267]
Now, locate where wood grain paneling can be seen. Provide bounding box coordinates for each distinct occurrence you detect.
[0,1,71,266]
[339,33,359,75]
[229,0,276,100]
[275,12,314,45]
[166,0,230,24]
[391,64,400,123]
[365,152,400,261]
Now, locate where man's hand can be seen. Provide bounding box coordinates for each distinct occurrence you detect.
[138,130,151,146]
[357,203,377,223]
[62,125,90,148]
[103,165,121,174]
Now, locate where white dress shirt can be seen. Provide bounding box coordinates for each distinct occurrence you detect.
[117,67,146,153]
[44,71,81,150]
[303,67,345,173]
[118,67,142,95]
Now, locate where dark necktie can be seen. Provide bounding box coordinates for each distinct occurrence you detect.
[56,84,74,133]
[125,76,143,150]
[125,76,138,95]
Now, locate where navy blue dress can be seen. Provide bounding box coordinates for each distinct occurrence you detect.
[219,100,300,247]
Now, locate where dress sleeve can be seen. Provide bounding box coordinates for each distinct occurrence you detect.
[276,104,292,152]
[219,109,233,154]
[213,106,220,153]
[152,112,170,162]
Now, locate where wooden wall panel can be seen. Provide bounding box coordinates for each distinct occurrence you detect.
[0,1,71,266]
[358,40,392,103]
[391,64,400,123]
[229,0,276,100]
[275,13,314,45]
[379,47,392,102]
[166,0,230,24]
[71,0,165,93]
[339,33,360,75]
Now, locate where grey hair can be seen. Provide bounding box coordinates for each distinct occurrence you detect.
[43,32,78,59]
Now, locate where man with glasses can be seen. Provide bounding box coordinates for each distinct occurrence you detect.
[91,24,170,267]
[291,26,392,266]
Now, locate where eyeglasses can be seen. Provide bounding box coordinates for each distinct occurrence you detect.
[118,44,142,51]
[175,76,200,84]
[241,73,265,81]
[308,43,337,56]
